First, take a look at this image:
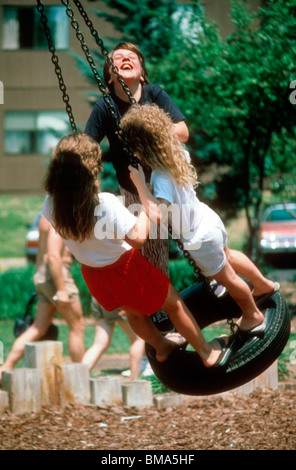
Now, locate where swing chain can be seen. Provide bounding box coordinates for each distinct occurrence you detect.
[227,317,238,335]
[173,225,239,334]
[36,0,77,133]
[60,0,138,167]
[68,1,234,304]
[71,0,136,106]
[167,225,212,288]
[36,0,228,300]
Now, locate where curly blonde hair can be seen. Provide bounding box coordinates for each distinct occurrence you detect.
[44,133,102,242]
[121,104,197,187]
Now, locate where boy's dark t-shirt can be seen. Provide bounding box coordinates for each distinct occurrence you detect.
[84,83,185,192]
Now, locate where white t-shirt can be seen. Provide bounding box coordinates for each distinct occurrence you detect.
[151,169,226,252]
[42,192,137,267]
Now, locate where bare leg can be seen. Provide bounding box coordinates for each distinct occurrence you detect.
[122,306,177,362]
[0,301,55,382]
[119,319,145,379]
[123,284,223,368]
[212,257,264,331]
[82,319,114,371]
[226,247,276,296]
[161,285,222,367]
[58,299,85,362]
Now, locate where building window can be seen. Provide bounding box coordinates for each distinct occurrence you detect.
[4,111,69,155]
[2,6,69,50]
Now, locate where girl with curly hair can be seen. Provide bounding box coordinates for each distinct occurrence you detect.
[85,42,191,334]
[121,104,279,337]
[43,132,233,368]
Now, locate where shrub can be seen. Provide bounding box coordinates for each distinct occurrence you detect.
[169,258,196,292]
[0,264,36,320]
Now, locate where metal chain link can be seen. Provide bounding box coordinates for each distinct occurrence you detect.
[36,0,77,133]
[36,0,230,308]
[227,318,238,335]
[167,225,211,288]
[60,0,138,167]
[72,0,136,105]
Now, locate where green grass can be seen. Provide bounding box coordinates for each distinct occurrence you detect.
[0,195,44,258]
[0,319,132,369]
[0,194,295,390]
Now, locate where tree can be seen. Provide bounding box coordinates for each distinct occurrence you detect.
[91,0,180,59]
[77,0,296,260]
[148,0,296,259]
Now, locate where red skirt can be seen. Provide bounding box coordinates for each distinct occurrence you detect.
[81,248,170,316]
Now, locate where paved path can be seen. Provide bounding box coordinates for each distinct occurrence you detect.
[0,258,27,270]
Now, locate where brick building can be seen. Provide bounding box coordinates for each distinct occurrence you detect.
[0,0,261,193]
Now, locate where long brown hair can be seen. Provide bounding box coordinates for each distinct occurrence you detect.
[44,133,102,241]
[121,104,197,187]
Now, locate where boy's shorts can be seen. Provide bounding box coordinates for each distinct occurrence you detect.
[81,248,170,316]
[91,297,126,324]
[33,262,79,304]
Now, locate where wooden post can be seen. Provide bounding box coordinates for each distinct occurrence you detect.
[63,363,90,405]
[90,376,122,407]
[24,341,65,406]
[0,390,9,413]
[1,369,42,415]
[122,380,153,408]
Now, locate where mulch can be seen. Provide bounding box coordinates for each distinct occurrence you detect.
[1,321,295,451]
[0,387,295,450]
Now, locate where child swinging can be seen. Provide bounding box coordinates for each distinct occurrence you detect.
[121,104,279,336]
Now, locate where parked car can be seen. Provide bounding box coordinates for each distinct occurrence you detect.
[25,211,42,262]
[259,203,296,255]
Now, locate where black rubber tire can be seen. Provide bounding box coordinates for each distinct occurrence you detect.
[146,282,291,396]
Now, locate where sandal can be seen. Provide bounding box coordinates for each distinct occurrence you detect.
[210,336,234,369]
[236,321,266,338]
[165,333,188,350]
[253,282,280,307]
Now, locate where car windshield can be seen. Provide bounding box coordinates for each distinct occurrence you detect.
[266,208,296,222]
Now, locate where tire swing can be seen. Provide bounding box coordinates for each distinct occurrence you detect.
[147,221,290,395]
[146,281,291,395]
[36,0,291,396]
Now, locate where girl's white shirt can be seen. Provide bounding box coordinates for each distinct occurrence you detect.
[42,192,137,267]
[151,151,224,251]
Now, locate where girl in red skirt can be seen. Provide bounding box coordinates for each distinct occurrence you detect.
[43,132,232,368]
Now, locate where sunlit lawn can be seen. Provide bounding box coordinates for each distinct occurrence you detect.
[0,195,294,384]
[0,195,44,258]
[0,319,133,369]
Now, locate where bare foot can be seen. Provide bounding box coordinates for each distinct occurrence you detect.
[202,335,231,368]
[164,332,186,345]
[252,280,279,297]
[155,334,186,362]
